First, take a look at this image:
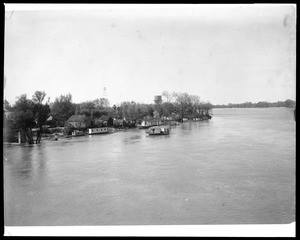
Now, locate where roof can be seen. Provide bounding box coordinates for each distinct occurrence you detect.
[143,116,162,120]
[67,115,88,122]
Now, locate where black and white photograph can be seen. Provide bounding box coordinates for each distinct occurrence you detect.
[3,4,296,237]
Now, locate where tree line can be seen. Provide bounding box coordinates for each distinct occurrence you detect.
[212,99,296,108]
[3,90,212,144]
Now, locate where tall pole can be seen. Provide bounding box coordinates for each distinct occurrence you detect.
[18,131,21,144]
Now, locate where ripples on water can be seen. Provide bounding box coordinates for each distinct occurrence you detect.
[4,108,295,225]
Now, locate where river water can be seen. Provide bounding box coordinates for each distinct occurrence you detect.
[4,108,295,226]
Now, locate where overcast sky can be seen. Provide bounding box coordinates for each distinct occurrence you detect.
[4,4,296,106]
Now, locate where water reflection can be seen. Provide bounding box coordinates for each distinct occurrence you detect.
[122,134,142,144]
[35,145,48,181]
[14,146,35,181]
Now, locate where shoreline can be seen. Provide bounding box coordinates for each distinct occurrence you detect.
[3,119,213,146]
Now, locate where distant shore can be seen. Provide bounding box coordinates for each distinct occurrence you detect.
[212,100,295,109]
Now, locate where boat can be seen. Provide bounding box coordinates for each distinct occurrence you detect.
[138,119,163,129]
[71,130,85,136]
[88,127,109,135]
[146,126,171,135]
[137,121,153,129]
[138,125,151,129]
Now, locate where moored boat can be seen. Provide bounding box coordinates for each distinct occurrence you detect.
[138,125,151,129]
[137,122,153,129]
[138,118,163,129]
[71,130,85,136]
[88,127,109,135]
[146,126,171,135]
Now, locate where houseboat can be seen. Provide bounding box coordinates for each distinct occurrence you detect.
[71,130,85,136]
[138,121,152,129]
[138,119,163,129]
[88,127,109,135]
[146,126,171,135]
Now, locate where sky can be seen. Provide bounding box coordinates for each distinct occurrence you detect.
[4,4,296,106]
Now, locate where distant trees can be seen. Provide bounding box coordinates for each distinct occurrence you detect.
[161,91,212,121]
[212,99,296,108]
[47,90,211,125]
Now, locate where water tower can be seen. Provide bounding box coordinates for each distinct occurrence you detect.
[102,87,108,99]
[154,95,162,119]
[154,95,162,105]
[100,87,109,108]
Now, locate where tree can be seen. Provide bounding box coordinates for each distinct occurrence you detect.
[161,102,175,117]
[32,91,46,104]
[93,98,110,109]
[8,92,51,144]
[127,101,137,119]
[33,103,50,143]
[31,90,51,143]
[147,105,154,117]
[9,94,36,144]
[100,98,110,108]
[136,107,144,119]
[154,103,163,118]
[162,90,176,103]
[118,101,138,119]
[78,101,95,117]
[284,99,296,108]
[190,95,201,117]
[50,93,75,126]
[4,99,11,111]
[201,101,212,116]
[107,117,114,126]
[136,103,149,119]
[175,92,191,121]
